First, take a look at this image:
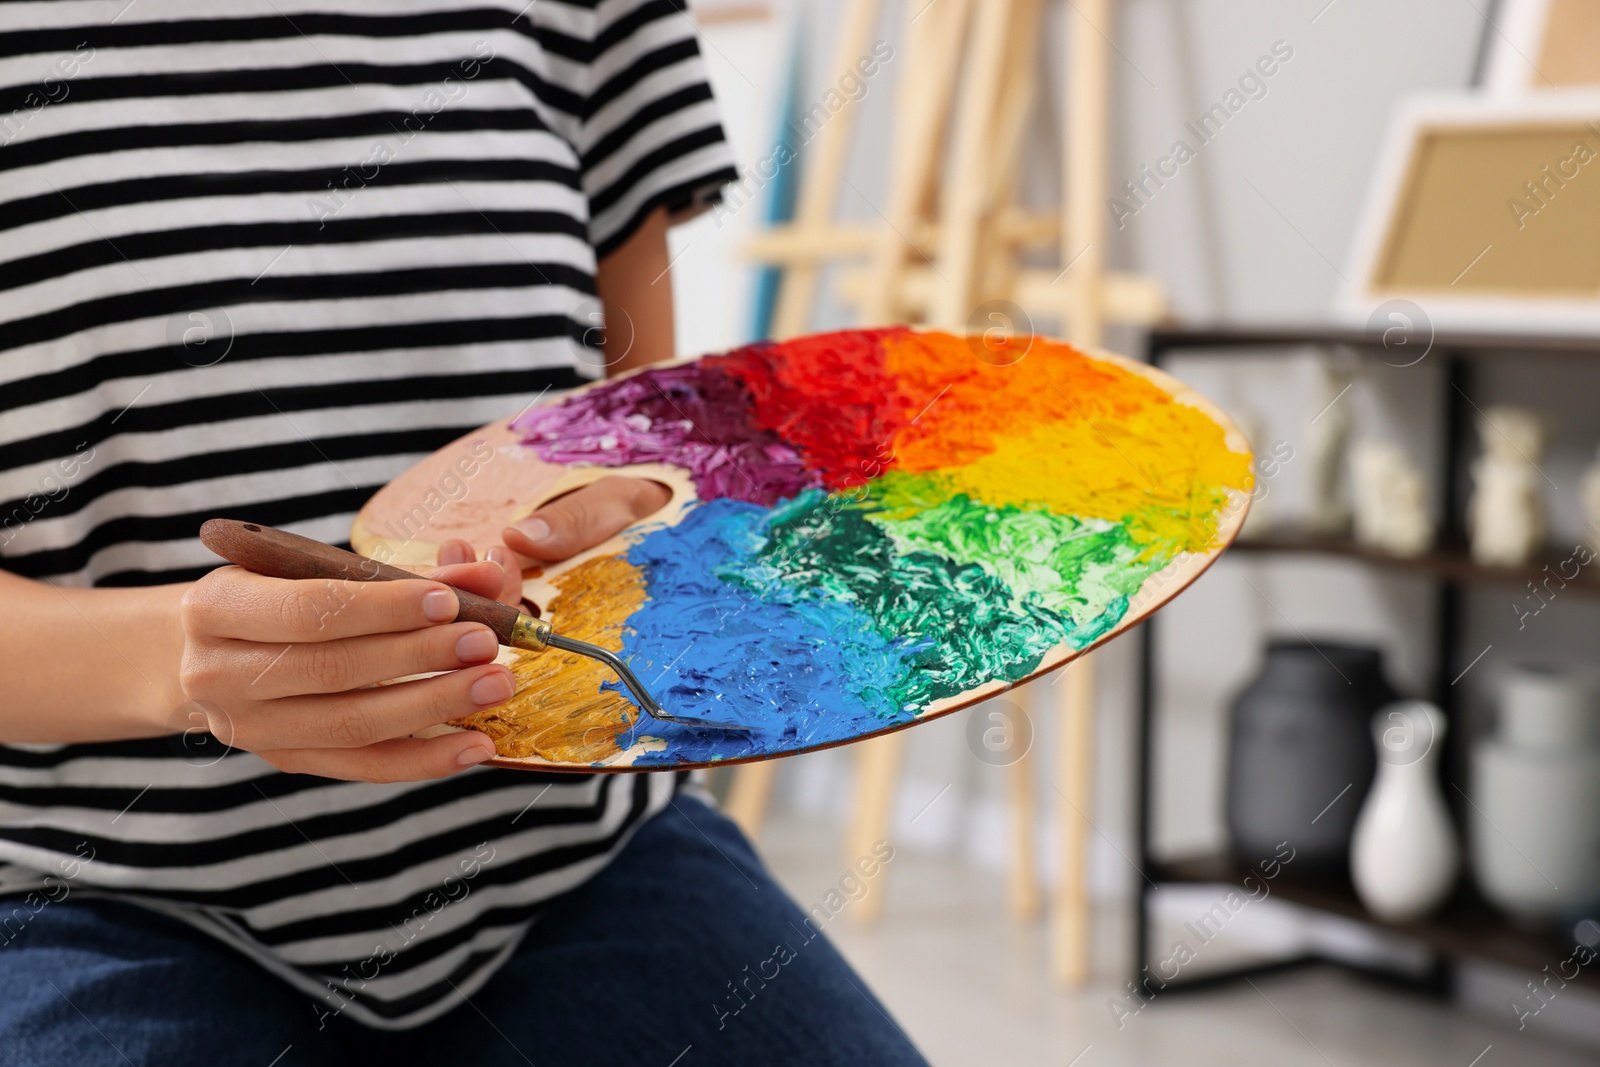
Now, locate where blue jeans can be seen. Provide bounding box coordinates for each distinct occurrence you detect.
[0,795,927,1066]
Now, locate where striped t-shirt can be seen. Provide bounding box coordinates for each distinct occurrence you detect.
[0,0,735,1028]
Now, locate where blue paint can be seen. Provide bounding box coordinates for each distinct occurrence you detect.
[612,498,922,764]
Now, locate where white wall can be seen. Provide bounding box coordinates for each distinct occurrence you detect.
[1109,0,1482,321]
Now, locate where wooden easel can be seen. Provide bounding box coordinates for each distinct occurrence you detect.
[728,0,1159,987]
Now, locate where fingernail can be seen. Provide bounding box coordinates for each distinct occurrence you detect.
[470,670,514,706]
[423,588,457,623]
[457,741,494,767]
[438,541,469,566]
[488,545,514,573]
[514,518,551,543]
[455,628,498,663]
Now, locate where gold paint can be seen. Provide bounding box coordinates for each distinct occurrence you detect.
[451,554,646,762]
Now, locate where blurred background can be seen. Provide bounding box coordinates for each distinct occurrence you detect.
[674,1,1600,1063]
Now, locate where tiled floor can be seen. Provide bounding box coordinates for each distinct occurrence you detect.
[756,813,1599,1067]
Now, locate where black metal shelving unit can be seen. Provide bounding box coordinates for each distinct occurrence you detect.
[1134,325,1600,995]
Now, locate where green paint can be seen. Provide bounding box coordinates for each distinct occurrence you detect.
[865,479,1165,632]
[726,489,1100,713]
[860,469,956,519]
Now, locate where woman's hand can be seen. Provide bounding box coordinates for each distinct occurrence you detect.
[499,475,671,564]
[176,559,513,782]
[172,476,671,784]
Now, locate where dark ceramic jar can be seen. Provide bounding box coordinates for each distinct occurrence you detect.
[1226,641,1399,877]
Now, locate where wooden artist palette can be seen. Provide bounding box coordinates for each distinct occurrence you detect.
[352,328,1253,772]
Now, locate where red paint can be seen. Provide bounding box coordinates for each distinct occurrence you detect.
[715,328,912,490]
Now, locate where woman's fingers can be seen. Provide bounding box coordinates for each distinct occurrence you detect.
[420,558,510,604]
[486,545,523,606]
[214,621,502,700]
[432,542,523,607]
[502,475,670,561]
[225,662,514,752]
[436,539,472,567]
[171,547,525,784]
[262,731,497,783]
[184,566,459,644]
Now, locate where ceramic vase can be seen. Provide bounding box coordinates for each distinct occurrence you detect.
[1351,701,1459,922]
[1226,642,1398,875]
[1470,666,1600,921]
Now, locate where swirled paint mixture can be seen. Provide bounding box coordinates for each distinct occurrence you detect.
[484,328,1251,766]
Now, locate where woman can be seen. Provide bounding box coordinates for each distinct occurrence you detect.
[0,4,927,1063]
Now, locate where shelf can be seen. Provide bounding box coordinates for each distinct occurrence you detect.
[1135,323,1600,996]
[1153,853,1600,991]
[1231,527,1600,598]
[1149,324,1600,359]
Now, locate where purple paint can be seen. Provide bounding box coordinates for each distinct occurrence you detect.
[512,357,821,506]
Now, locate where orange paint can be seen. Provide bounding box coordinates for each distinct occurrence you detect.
[880,332,1251,553]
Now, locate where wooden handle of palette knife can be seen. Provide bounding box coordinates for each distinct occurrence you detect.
[198,518,523,644]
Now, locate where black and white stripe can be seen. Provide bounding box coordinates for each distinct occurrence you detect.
[0,0,732,1028]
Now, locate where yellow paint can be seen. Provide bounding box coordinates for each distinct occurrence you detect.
[879,331,1252,554]
[452,554,645,762]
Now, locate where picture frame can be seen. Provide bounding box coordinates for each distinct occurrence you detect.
[1483,0,1600,94]
[1337,91,1600,333]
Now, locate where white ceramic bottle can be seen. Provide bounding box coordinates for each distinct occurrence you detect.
[1471,666,1600,919]
[1351,701,1459,922]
